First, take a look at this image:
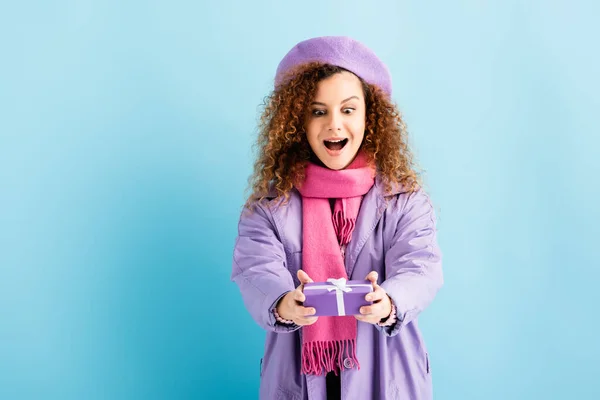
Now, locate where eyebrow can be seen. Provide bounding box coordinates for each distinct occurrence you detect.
[311,96,360,106]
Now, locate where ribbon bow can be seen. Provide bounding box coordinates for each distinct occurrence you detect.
[326,278,352,293]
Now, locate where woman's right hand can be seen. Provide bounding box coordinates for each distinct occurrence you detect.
[276,270,319,326]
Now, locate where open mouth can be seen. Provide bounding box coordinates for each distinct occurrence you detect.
[323,138,348,151]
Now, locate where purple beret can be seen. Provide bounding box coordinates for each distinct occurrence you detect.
[274,36,392,97]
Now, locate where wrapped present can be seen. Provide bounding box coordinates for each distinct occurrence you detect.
[303,278,373,317]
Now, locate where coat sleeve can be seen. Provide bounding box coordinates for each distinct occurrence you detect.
[231,201,301,333]
[377,188,443,337]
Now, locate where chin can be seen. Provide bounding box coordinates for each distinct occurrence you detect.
[319,155,354,170]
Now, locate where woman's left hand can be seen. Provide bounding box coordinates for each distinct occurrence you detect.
[355,271,393,324]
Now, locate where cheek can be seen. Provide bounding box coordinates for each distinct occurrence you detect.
[304,130,319,153]
[351,121,366,141]
[348,113,365,132]
[305,123,320,144]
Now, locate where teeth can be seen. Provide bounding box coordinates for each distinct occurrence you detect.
[326,139,345,143]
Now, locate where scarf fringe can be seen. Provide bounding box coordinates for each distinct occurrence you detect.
[301,339,360,376]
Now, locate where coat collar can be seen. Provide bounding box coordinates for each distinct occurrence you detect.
[265,174,408,279]
[265,173,408,200]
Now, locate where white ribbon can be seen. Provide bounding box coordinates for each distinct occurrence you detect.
[304,278,372,316]
[327,278,351,316]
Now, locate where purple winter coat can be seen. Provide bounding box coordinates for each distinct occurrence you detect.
[231,176,443,399]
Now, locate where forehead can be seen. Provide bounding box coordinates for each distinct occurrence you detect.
[313,71,363,100]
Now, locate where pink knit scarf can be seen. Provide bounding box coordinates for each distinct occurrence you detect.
[295,151,375,375]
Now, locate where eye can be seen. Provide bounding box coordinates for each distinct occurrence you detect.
[343,108,355,114]
[312,109,326,117]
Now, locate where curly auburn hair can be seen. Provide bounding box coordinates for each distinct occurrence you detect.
[245,61,421,208]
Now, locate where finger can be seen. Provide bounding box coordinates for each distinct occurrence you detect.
[355,314,378,324]
[297,269,314,284]
[359,305,373,315]
[296,305,316,317]
[365,286,385,302]
[292,289,306,303]
[365,271,379,286]
[365,286,387,303]
[296,316,319,326]
[360,302,385,318]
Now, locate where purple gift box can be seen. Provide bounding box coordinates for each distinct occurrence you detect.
[303,278,373,317]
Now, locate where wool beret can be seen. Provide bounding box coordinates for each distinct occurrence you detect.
[274,36,392,97]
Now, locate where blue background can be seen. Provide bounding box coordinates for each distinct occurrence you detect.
[1,1,599,399]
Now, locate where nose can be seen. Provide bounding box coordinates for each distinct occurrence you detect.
[327,112,342,131]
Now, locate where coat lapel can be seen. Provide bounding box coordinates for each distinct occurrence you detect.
[344,178,386,279]
[269,176,405,279]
